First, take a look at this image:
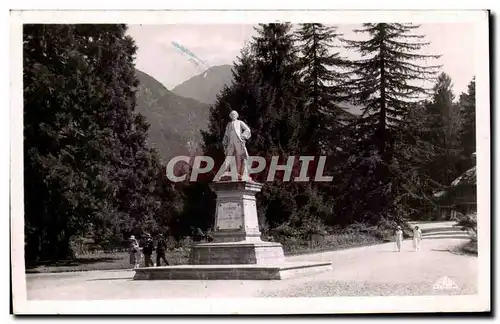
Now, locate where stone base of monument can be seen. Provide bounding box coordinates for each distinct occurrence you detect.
[189,241,285,265]
[133,180,333,280]
[133,261,333,280]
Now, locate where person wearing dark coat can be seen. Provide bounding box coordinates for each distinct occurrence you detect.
[142,233,155,267]
[193,227,205,242]
[156,234,169,266]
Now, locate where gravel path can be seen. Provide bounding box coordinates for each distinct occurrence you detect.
[26,238,477,300]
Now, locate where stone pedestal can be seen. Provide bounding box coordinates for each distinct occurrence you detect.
[189,180,286,265]
[134,180,333,280]
[210,181,262,243]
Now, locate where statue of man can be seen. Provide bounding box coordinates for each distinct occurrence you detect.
[222,110,251,180]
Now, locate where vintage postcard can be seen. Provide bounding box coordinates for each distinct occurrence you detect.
[10,9,490,314]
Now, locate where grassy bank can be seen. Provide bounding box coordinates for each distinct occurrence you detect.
[280,232,383,256]
[25,248,191,274]
[25,232,382,274]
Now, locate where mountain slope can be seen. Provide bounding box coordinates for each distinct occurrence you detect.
[171,65,233,104]
[135,67,361,163]
[171,64,364,116]
[135,69,209,162]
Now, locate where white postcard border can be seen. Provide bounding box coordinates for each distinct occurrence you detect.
[10,9,491,314]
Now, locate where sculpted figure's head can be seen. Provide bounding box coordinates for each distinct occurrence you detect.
[229,110,239,121]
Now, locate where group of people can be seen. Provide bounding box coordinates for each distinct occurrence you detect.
[127,225,423,267]
[128,233,169,269]
[394,225,423,252]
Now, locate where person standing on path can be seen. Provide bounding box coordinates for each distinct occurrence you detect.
[128,235,141,269]
[156,233,169,266]
[395,226,403,252]
[413,225,423,252]
[142,233,155,267]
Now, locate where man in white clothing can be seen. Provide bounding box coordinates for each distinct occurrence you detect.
[222,110,251,180]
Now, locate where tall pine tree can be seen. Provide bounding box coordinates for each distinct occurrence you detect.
[340,23,440,223]
[250,23,331,232]
[458,77,476,172]
[423,72,461,190]
[295,23,347,155]
[251,23,304,155]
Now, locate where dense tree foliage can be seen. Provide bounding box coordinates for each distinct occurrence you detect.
[423,73,461,188]
[295,23,348,155]
[337,23,442,223]
[23,24,178,262]
[458,78,476,170]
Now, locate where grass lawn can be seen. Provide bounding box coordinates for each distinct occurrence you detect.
[25,233,383,274]
[25,248,190,274]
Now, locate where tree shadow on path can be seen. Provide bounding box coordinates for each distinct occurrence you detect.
[431,248,452,252]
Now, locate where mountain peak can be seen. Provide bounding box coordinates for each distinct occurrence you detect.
[171,64,233,104]
[134,69,210,162]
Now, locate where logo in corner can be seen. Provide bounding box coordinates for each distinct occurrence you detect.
[433,276,459,290]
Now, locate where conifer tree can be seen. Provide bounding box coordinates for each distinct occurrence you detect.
[295,23,347,155]
[23,24,169,261]
[343,23,440,157]
[423,72,461,189]
[340,23,440,223]
[24,24,117,261]
[91,25,166,238]
[251,23,304,155]
[457,78,476,171]
[250,23,327,233]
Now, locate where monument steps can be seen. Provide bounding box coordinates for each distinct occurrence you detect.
[422,227,466,234]
[423,230,469,237]
[421,228,470,240]
[133,261,333,280]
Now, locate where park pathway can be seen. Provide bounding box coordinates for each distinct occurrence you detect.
[26,236,477,300]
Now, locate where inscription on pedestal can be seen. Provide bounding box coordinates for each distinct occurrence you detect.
[217,202,243,230]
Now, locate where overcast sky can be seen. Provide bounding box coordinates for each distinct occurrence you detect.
[127,23,475,97]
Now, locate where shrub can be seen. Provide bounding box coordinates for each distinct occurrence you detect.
[455,212,477,236]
